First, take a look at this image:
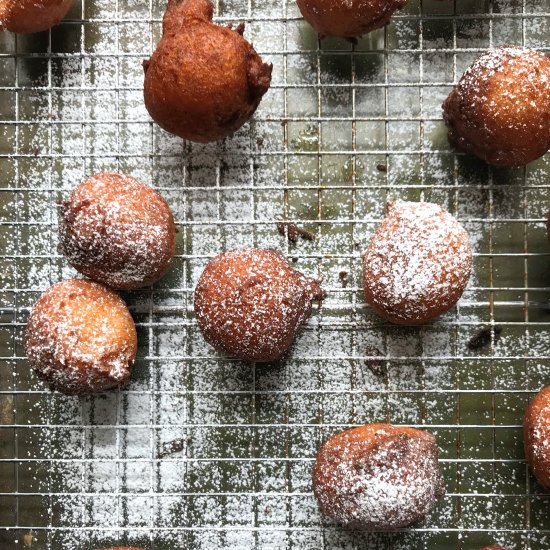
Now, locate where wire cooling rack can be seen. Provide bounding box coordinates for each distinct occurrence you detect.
[2,0,550,548]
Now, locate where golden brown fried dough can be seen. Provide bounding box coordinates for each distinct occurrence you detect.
[25,279,137,396]
[296,0,408,39]
[362,200,472,325]
[59,172,176,290]
[312,424,445,530]
[524,386,550,491]
[443,47,550,166]
[0,0,72,33]
[143,0,272,143]
[194,248,326,362]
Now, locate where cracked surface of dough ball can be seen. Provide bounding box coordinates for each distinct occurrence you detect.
[59,172,176,290]
[194,248,326,362]
[524,386,550,491]
[25,279,137,396]
[362,200,472,325]
[0,0,72,33]
[143,0,272,143]
[312,424,445,530]
[296,0,408,38]
[443,47,550,166]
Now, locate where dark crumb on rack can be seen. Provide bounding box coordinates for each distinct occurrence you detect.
[256,137,264,148]
[265,505,272,515]
[157,438,186,459]
[364,347,386,377]
[468,325,503,351]
[277,222,315,243]
[376,163,388,173]
[339,271,349,288]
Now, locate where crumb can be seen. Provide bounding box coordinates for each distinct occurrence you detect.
[265,505,272,515]
[256,137,264,147]
[157,438,186,459]
[277,222,315,243]
[468,325,503,351]
[339,271,349,288]
[376,164,388,173]
[364,347,386,376]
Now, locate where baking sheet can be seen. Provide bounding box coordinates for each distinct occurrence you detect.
[1,0,550,548]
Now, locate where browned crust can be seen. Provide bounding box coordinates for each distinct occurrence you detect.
[58,172,176,290]
[524,386,550,491]
[143,0,272,143]
[296,0,408,38]
[0,0,72,33]
[443,47,550,166]
[362,201,472,325]
[312,424,445,530]
[25,279,137,396]
[194,248,325,362]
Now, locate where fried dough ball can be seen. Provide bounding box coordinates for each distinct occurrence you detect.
[362,200,472,325]
[296,0,408,39]
[443,47,550,166]
[143,0,272,143]
[25,279,137,396]
[312,424,445,530]
[524,386,550,491]
[58,173,176,290]
[0,0,72,33]
[194,248,326,362]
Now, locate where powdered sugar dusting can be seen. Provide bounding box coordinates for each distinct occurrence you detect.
[58,172,176,289]
[24,279,137,396]
[313,425,444,530]
[443,46,550,166]
[362,200,473,324]
[0,1,546,549]
[194,248,326,362]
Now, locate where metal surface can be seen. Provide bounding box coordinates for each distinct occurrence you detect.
[1,0,550,548]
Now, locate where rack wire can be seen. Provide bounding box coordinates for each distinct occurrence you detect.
[1,0,550,548]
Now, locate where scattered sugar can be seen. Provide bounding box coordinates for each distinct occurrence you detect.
[362,200,473,324]
[1,0,547,548]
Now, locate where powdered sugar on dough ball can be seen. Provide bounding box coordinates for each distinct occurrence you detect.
[443,46,550,166]
[194,248,326,362]
[362,200,473,325]
[312,424,445,530]
[524,386,550,491]
[59,172,176,290]
[25,279,137,396]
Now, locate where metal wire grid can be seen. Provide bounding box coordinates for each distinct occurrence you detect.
[1,0,550,548]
